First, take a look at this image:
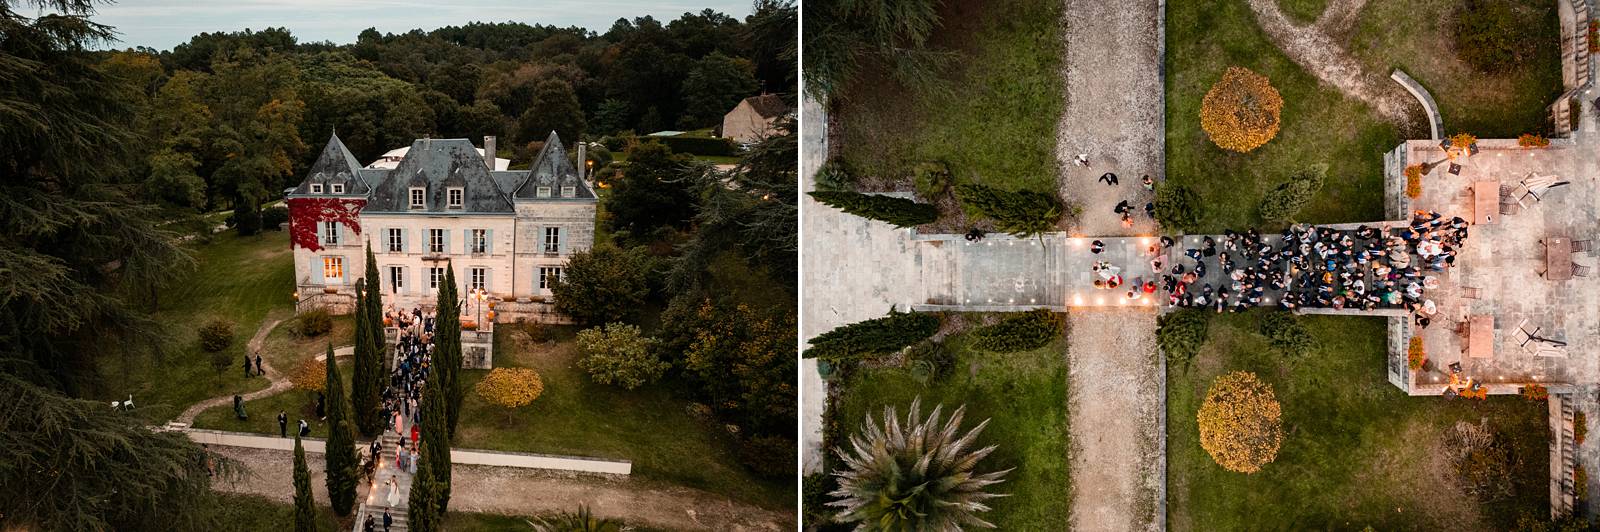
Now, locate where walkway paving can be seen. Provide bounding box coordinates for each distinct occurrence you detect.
[174,317,285,424]
[207,445,793,530]
[1067,309,1163,532]
[1057,0,1163,237]
[1058,1,1167,530]
[800,93,829,475]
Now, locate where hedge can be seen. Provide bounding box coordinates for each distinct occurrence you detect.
[809,191,939,228]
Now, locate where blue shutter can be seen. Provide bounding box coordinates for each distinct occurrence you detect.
[484,268,494,294]
[441,229,451,255]
[486,229,494,255]
[557,227,567,255]
[404,228,414,254]
[315,222,326,247]
[464,229,473,254]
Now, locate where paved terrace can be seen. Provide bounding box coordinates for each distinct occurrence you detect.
[1394,137,1600,394]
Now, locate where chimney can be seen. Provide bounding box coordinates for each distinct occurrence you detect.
[576,142,587,181]
[483,136,497,170]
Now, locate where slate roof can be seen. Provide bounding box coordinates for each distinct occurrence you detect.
[740,94,790,119]
[512,131,596,200]
[289,133,595,211]
[291,134,370,196]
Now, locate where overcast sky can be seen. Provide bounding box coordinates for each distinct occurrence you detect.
[84,0,755,51]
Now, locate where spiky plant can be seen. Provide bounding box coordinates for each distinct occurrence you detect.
[829,397,1011,530]
[526,505,621,532]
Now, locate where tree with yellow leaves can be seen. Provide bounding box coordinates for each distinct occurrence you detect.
[475,367,544,424]
[290,358,326,394]
[1200,66,1283,153]
[1197,371,1283,473]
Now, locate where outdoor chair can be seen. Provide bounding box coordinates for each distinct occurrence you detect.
[1574,263,1591,278]
[1500,200,1521,216]
[1573,239,1593,254]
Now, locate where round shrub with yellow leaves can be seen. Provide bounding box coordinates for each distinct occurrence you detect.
[1197,371,1284,473]
[1200,66,1283,153]
[475,367,544,422]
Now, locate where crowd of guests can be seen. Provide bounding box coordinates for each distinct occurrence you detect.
[1144,211,1464,319]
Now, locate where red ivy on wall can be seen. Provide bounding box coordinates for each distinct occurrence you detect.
[288,197,365,252]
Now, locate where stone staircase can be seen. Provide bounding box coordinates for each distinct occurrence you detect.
[1551,393,1579,518]
[919,240,958,306]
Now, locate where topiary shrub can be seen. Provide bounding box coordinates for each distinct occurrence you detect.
[1158,309,1210,369]
[911,161,952,199]
[1200,66,1283,153]
[1520,384,1548,401]
[813,159,856,192]
[969,309,1061,353]
[809,191,939,228]
[1518,133,1549,148]
[1198,371,1284,474]
[198,319,235,353]
[1259,164,1327,223]
[1454,0,1543,74]
[475,367,545,423]
[805,307,940,361]
[906,341,955,383]
[295,308,333,338]
[575,323,666,390]
[1258,311,1315,358]
[1404,164,1424,199]
[1155,184,1204,232]
[954,184,1063,237]
[1578,412,1588,445]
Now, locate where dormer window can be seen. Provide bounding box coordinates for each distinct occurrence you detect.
[410,188,425,209]
[536,186,552,198]
[561,186,575,198]
[448,188,464,208]
[331,183,345,195]
[310,184,324,194]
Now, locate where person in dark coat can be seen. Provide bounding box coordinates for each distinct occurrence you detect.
[242,355,252,377]
[383,510,393,531]
[278,411,288,438]
[254,354,263,376]
[315,392,326,420]
[298,419,310,438]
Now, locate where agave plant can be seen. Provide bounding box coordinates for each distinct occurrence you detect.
[526,505,621,532]
[829,397,1011,530]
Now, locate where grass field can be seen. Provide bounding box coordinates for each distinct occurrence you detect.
[831,0,1063,195]
[452,323,793,511]
[1167,312,1549,530]
[1165,0,1560,232]
[94,230,297,421]
[191,358,354,439]
[829,320,1070,529]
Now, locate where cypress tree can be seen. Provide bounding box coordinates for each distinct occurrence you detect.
[808,190,938,228]
[435,265,464,439]
[292,434,315,532]
[408,456,441,531]
[421,374,453,513]
[363,242,387,392]
[803,307,941,361]
[954,184,1063,237]
[351,279,381,436]
[323,343,358,515]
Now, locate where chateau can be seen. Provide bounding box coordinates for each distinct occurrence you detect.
[287,132,596,325]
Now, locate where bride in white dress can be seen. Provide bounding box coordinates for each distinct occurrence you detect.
[386,477,401,506]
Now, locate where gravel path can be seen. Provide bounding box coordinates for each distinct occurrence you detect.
[1057,0,1164,237]
[1243,0,1422,130]
[1067,310,1163,532]
[174,318,287,424]
[209,445,793,530]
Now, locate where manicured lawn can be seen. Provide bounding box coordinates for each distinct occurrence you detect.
[192,358,354,439]
[453,324,793,511]
[1166,0,1397,232]
[829,321,1070,529]
[1350,0,1563,138]
[832,0,1063,195]
[94,230,298,421]
[1167,312,1549,530]
[1166,0,1561,232]
[1278,0,1328,24]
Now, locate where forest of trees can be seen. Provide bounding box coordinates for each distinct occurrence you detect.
[104,3,795,223]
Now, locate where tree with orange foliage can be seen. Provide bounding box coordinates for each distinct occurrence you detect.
[1198,371,1283,474]
[474,367,544,424]
[1408,336,1426,371]
[290,358,326,394]
[1200,67,1283,153]
[1404,165,1424,199]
